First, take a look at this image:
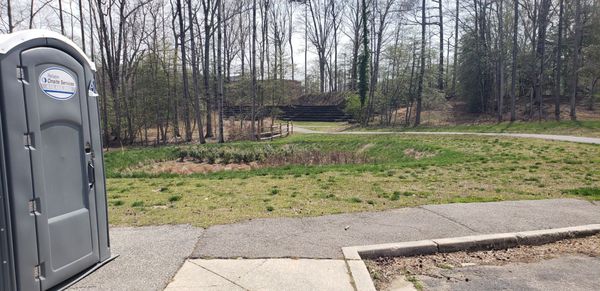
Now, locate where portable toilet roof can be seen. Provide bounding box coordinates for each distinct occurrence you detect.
[0,29,96,71]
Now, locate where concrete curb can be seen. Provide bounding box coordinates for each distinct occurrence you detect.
[342,224,600,291]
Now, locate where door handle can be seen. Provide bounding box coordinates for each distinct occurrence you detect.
[88,162,95,189]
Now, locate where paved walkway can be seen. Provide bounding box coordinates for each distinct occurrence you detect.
[167,199,598,291]
[294,126,600,145]
[71,225,203,291]
[193,199,600,259]
[71,199,600,290]
[165,259,354,291]
[420,255,600,291]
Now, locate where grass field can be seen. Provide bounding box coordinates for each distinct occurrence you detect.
[351,120,600,137]
[104,134,600,227]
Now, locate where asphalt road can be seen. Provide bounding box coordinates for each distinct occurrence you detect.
[70,225,203,291]
[419,255,600,291]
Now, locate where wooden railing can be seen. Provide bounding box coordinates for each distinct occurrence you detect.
[258,121,293,141]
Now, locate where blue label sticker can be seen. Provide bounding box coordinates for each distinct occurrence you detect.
[39,67,77,100]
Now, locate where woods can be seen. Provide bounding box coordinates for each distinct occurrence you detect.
[1,0,599,145]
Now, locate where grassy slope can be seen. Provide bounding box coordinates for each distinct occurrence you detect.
[350,120,600,137]
[104,134,600,227]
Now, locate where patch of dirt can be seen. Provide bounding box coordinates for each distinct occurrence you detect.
[140,160,261,175]
[366,234,600,291]
[403,148,436,160]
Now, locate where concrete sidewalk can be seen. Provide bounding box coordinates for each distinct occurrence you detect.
[167,199,599,291]
[72,199,600,290]
[165,259,355,291]
[193,199,600,259]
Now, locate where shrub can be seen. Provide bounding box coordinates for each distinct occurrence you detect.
[344,93,362,120]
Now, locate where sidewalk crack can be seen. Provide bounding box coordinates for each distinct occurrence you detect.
[188,260,251,291]
[419,207,479,233]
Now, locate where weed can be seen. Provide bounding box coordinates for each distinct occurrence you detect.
[349,197,363,203]
[168,195,182,202]
[111,200,124,206]
[131,201,144,207]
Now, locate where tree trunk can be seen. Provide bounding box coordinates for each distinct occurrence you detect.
[202,0,214,138]
[217,0,225,143]
[415,0,426,126]
[451,0,458,96]
[510,0,518,121]
[58,0,65,35]
[6,0,13,32]
[554,0,564,121]
[187,0,206,144]
[570,0,582,121]
[176,0,192,141]
[304,2,308,92]
[497,0,504,122]
[534,0,550,120]
[252,0,258,139]
[78,0,86,52]
[437,0,444,91]
[288,3,294,81]
[589,78,598,111]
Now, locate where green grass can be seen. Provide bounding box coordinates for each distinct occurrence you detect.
[563,187,600,200]
[290,121,351,132]
[351,120,600,137]
[104,134,600,227]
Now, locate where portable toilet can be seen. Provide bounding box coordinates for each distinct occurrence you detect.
[0,30,111,291]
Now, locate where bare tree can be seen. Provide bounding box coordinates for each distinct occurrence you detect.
[510,0,518,121]
[187,0,206,143]
[533,0,550,120]
[366,0,395,123]
[451,0,459,97]
[252,0,258,138]
[58,0,65,35]
[217,0,225,143]
[497,0,504,122]
[433,0,443,90]
[7,0,13,32]
[415,0,426,126]
[553,0,564,121]
[307,0,334,93]
[78,0,86,52]
[201,0,216,138]
[570,0,583,120]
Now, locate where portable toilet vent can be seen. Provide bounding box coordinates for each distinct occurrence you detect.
[0,30,111,291]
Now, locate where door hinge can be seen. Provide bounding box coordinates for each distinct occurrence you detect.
[28,199,40,215]
[24,133,34,150]
[33,264,42,280]
[17,67,25,81]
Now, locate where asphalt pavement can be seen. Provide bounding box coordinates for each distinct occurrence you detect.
[69,199,599,290]
[70,225,203,291]
[419,255,600,291]
[193,199,600,259]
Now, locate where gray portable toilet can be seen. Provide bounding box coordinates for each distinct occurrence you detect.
[0,30,111,291]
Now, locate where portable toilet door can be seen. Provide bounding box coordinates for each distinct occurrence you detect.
[0,30,111,291]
